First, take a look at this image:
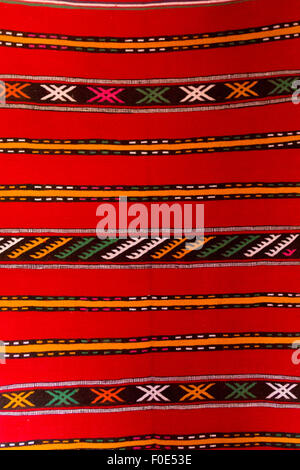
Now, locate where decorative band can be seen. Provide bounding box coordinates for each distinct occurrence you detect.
[0,182,298,202]
[1,377,300,412]
[3,332,300,358]
[0,71,298,112]
[0,232,297,264]
[0,22,299,53]
[2,432,300,450]
[1,131,299,155]
[0,292,298,311]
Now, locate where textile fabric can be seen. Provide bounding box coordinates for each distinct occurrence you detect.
[0,0,299,451]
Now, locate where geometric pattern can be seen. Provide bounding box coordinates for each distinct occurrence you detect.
[1,379,300,411]
[0,71,298,112]
[0,232,297,264]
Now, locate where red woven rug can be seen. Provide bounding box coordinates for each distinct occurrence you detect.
[0,0,299,451]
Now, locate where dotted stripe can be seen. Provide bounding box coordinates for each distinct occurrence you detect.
[2,432,300,449]
[5,332,300,345]
[0,131,300,155]
[0,183,298,189]
[0,292,299,311]
[0,22,299,53]
[3,344,299,358]
[0,292,299,300]
[0,194,299,202]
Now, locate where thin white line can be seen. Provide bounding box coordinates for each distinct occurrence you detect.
[0,70,297,84]
[0,261,298,269]
[0,98,292,113]
[0,226,297,234]
[6,0,250,7]
[1,374,299,391]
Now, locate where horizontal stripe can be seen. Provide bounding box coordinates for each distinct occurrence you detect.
[0,233,297,265]
[0,184,298,199]
[1,70,298,84]
[4,435,300,450]
[2,374,300,391]
[1,377,300,414]
[0,132,299,155]
[0,294,298,309]
[0,70,296,113]
[3,403,300,416]
[0,23,298,52]
[4,335,300,354]
[0,0,255,10]
[0,187,298,196]
[1,97,291,113]
[0,261,298,269]
[0,226,297,233]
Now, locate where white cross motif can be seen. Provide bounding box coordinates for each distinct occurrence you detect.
[136,385,170,402]
[180,84,215,102]
[41,84,77,102]
[266,383,298,400]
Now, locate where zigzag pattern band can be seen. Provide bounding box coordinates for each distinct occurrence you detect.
[0,232,298,264]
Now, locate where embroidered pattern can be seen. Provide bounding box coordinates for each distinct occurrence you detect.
[1,377,300,411]
[0,72,298,112]
[0,232,297,264]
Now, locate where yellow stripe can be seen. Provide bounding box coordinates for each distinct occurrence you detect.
[4,436,300,450]
[0,186,299,198]
[0,295,298,308]
[1,134,300,151]
[1,25,299,50]
[5,336,298,353]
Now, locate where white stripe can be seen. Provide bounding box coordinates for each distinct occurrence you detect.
[0,226,297,234]
[1,374,299,391]
[0,70,298,84]
[2,0,249,7]
[0,261,298,269]
[0,97,292,113]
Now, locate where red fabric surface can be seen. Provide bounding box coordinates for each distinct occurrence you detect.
[0,0,299,451]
